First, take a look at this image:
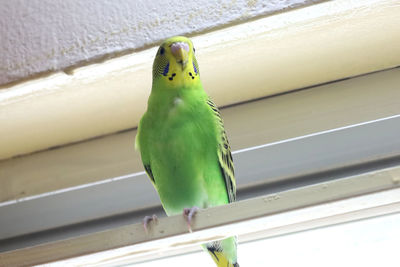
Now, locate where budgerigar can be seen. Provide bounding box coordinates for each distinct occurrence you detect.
[136,36,239,267]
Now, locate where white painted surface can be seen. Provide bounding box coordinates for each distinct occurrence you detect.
[1,112,400,239]
[1,68,399,203]
[0,0,399,160]
[2,169,399,265]
[0,0,321,86]
[132,214,400,267]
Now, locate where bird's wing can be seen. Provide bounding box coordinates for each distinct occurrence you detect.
[206,98,236,202]
[136,120,156,186]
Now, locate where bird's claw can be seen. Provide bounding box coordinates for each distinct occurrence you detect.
[143,214,158,234]
[183,207,199,232]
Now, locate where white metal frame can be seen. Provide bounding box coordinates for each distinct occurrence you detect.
[1,68,400,265]
[1,165,399,266]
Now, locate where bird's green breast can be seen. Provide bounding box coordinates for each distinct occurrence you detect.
[138,87,229,215]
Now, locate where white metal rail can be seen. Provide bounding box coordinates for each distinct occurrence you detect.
[0,165,399,266]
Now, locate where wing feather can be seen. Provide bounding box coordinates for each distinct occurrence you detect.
[136,122,156,186]
[144,164,156,185]
[206,98,236,202]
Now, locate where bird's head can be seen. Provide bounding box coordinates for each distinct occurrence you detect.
[152,36,200,88]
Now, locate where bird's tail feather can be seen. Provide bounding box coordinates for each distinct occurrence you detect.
[204,238,239,267]
[206,250,239,267]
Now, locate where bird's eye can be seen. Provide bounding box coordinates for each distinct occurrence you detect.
[193,47,196,53]
[160,47,165,55]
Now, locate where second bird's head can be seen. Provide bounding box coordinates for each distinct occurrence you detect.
[152,36,200,87]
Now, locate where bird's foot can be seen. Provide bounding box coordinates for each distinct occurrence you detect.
[143,214,158,234]
[183,206,199,233]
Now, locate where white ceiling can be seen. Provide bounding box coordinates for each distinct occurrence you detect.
[0,0,322,86]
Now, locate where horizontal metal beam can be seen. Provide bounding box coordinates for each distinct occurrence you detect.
[1,67,400,204]
[1,113,400,242]
[1,68,400,251]
[1,165,399,266]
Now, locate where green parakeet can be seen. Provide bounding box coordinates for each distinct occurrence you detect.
[136,36,239,267]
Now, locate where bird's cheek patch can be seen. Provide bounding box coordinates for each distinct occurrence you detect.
[163,63,170,76]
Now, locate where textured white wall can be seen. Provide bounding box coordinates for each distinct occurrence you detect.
[0,0,322,86]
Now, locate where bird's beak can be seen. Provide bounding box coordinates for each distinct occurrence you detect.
[171,42,189,68]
